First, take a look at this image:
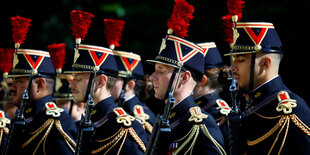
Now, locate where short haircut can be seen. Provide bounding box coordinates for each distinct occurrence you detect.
[105,75,117,91]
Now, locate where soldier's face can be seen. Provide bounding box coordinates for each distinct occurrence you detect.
[232,54,252,92]
[111,77,124,101]
[11,77,30,106]
[70,73,90,103]
[150,63,175,100]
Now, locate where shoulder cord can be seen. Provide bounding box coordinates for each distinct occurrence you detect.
[173,124,226,155]
[91,127,146,154]
[21,118,76,154]
[248,112,310,154]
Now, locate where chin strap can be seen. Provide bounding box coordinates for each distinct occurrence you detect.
[83,73,95,103]
[248,53,256,93]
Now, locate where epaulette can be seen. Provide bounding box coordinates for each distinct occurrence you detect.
[21,102,76,154]
[276,91,297,114]
[172,107,226,155]
[0,110,10,146]
[133,105,153,133]
[113,107,135,126]
[92,107,146,154]
[188,106,208,123]
[216,99,231,116]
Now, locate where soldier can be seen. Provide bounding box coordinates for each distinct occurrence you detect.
[193,42,231,153]
[7,49,77,154]
[103,19,156,137]
[146,0,226,154]
[111,51,156,137]
[67,44,148,154]
[227,21,310,154]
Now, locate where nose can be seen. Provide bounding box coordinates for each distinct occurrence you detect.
[149,72,157,82]
[231,62,238,73]
[69,80,75,89]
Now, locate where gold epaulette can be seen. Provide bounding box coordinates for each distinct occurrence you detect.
[171,107,226,155]
[216,99,231,116]
[92,107,146,154]
[113,107,135,126]
[133,105,153,133]
[0,110,10,146]
[188,106,208,123]
[22,102,76,154]
[276,91,297,114]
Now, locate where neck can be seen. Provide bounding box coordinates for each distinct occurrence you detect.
[193,86,215,99]
[92,89,111,106]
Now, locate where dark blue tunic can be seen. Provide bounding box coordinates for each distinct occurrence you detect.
[122,95,156,138]
[194,91,230,154]
[13,95,77,155]
[89,96,148,154]
[244,76,310,154]
[168,95,226,154]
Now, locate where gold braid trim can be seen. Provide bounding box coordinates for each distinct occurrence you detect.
[22,118,54,149]
[55,120,76,153]
[144,122,153,133]
[174,124,199,155]
[22,118,76,155]
[248,113,310,155]
[173,124,226,155]
[0,129,3,146]
[290,114,310,136]
[33,119,54,155]
[91,127,128,154]
[128,127,146,152]
[247,115,287,146]
[200,124,227,155]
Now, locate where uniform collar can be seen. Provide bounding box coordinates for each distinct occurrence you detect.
[248,75,287,105]
[194,90,219,107]
[25,95,53,118]
[123,95,141,114]
[91,95,117,122]
[169,95,196,122]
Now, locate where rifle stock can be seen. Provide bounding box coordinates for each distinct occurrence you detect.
[228,77,245,155]
[75,94,95,155]
[145,92,175,155]
[3,88,29,155]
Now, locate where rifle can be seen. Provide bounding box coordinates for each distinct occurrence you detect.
[145,65,182,155]
[75,94,95,155]
[227,75,246,155]
[3,77,32,155]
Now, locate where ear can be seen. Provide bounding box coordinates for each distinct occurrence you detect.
[126,80,135,91]
[179,71,191,84]
[262,56,272,70]
[196,75,208,86]
[97,74,107,88]
[34,78,46,93]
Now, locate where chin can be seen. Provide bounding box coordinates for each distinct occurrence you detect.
[154,93,164,100]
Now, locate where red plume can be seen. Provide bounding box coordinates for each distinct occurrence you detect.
[11,16,32,46]
[221,0,245,44]
[104,19,126,49]
[167,0,194,38]
[47,43,66,72]
[0,48,15,74]
[70,10,94,40]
